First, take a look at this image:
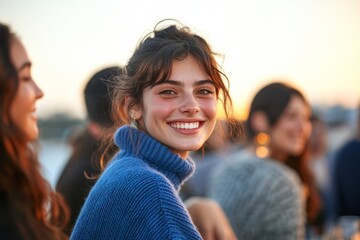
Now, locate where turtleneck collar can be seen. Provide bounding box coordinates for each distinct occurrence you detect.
[113,125,195,190]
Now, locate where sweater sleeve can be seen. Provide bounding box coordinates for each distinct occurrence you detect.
[71,161,202,240]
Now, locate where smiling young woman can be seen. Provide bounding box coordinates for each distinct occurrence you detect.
[0,23,69,239]
[70,21,233,240]
[134,55,218,159]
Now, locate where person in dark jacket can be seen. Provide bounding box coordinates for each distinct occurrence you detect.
[333,103,360,218]
[56,66,120,234]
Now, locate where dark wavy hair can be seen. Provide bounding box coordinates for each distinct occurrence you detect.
[0,23,69,239]
[112,20,232,125]
[247,82,322,226]
[100,20,233,168]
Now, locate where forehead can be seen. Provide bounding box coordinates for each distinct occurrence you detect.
[286,95,310,113]
[170,55,208,78]
[10,37,30,70]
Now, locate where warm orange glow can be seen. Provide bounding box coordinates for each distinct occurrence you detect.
[256,146,270,158]
[256,132,270,145]
[216,101,248,120]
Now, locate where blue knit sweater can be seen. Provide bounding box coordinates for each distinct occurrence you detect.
[70,125,202,240]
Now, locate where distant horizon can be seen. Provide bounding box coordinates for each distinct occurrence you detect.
[37,101,358,122]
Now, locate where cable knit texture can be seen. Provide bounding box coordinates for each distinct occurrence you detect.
[208,154,305,240]
[71,125,202,240]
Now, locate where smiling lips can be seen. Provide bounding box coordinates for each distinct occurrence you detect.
[169,121,201,130]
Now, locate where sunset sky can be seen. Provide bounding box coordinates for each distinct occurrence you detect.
[1,0,359,119]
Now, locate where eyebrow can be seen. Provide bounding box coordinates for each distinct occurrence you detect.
[17,61,31,71]
[194,79,215,86]
[158,79,214,87]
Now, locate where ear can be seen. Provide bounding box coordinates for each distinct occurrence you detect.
[125,96,142,120]
[250,111,269,132]
[130,107,142,120]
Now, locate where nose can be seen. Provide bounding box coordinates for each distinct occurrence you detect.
[179,93,200,114]
[34,81,44,99]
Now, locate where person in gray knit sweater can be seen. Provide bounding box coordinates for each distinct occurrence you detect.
[208,82,323,239]
[208,153,305,239]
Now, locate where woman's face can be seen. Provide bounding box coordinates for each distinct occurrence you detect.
[10,38,44,141]
[270,95,312,159]
[134,55,218,159]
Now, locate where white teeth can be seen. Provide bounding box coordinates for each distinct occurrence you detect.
[170,122,199,129]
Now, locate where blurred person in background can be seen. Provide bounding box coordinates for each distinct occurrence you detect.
[333,102,360,219]
[208,81,324,239]
[308,114,335,230]
[309,115,330,198]
[0,22,69,239]
[56,66,121,235]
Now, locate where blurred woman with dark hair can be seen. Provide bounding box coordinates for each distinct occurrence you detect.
[0,23,69,239]
[208,82,323,239]
[246,82,322,227]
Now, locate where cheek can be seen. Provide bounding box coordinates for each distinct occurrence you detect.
[201,99,218,119]
[141,97,175,124]
[149,99,175,115]
[270,128,284,147]
[9,84,38,140]
[304,123,312,140]
[275,119,293,134]
[270,123,291,145]
[10,90,25,125]
[10,96,35,140]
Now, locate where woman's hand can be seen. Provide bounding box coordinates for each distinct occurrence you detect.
[185,197,238,240]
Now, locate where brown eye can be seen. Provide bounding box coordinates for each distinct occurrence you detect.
[197,88,214,95]
[20,76,32,82]
[159,89,177,95]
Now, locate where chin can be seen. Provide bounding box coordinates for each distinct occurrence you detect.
[25,128,39,141]
[172,145,202,155]
[186,142,204,151]
[289,148,304,156]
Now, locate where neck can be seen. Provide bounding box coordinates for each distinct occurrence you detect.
[270,150,288,162]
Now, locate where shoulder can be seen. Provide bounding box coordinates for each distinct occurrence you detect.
[209,155,303,209]
[88,156,176,205]
[72,155,199,239]
[74,155,176,220]
[213,156,300,187]
[337,139,360,157]
[334,139,360,176]
[208,156,305,239]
